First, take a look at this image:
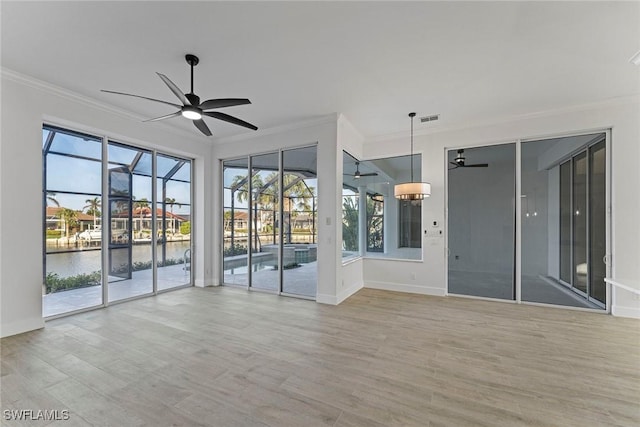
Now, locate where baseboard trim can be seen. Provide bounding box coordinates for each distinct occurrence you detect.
[612,304,640,319]
[195,278,216,288]
[337,281,364,304]
[317,281,363,305]
[365,281,446,297]
[1,317,45,338]
[316,293,337,305]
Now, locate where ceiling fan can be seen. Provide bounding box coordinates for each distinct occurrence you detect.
[449,149,488,169]
[344,162,378,179]
[101,54,258,136]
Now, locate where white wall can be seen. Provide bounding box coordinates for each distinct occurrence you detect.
[0,71,213,338]
[362,98,640,317]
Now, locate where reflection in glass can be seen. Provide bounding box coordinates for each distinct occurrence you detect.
[447,144,516,300]
[520,134,605,309]
[573,152,587,294]
[559,161,572,284]
[589,141,606,304]
[398,201,421,248]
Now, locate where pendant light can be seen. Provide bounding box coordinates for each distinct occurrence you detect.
[394,112,431,200]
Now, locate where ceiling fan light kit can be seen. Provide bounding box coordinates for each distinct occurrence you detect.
[394,112,431,200]
[449,149,489,169]
[101,54,258,136]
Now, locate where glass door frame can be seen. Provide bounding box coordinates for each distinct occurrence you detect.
[444,129,611,312]
[556,135,608,308]
[220,143,318,300]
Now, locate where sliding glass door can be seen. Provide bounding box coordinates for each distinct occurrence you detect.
[221,145,318,299]
[43,125,193,317]
[447,144,516,300]
[452,133,608,309]
[553,135,606,307]
[282,146,317,297]
[588,140,606,304]
[250,152,280,292]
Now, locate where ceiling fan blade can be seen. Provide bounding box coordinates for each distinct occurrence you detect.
[199,98,251,110]
[193,119,212,136]
[143,111,182,122]
[465,164,489,168]
[449,162,460,167]
[101,90,181,108]
[203,111,258,130]
[156,73,191,106]
[359,172,378,177]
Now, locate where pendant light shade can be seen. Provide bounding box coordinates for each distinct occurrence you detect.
[394,182,431,200]
[394,112,431,200]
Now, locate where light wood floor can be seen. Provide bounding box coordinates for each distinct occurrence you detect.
[2,287,639,426]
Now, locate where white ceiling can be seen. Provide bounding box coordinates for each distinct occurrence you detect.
[2,1,639,141]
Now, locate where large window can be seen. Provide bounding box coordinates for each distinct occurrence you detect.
[398,201,421,248]
[342,152,360,259]
[341,152,422,260]
[366,192,384,252]
[43,125,192,317]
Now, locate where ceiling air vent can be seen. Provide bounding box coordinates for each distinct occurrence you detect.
[420,114,439,123]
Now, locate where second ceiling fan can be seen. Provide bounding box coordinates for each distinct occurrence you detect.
[449,149,489,169]
[102,54,258,137]
[345,161,378,179]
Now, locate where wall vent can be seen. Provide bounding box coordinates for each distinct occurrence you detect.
[420,114,439,123]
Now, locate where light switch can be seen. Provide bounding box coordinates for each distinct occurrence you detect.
[325,217,331,226]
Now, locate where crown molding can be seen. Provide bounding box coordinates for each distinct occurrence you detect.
[0,67,208,142]
[215,113,338,145]
[1,67,147,120]
[366,94,640,144]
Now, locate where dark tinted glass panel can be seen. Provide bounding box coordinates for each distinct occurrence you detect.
[573,152,587,294]
[559,161,572,284]
[589,140,606,304]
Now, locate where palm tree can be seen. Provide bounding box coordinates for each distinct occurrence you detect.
[83,197,101,228]
[133,198,149,238]
[59,208,78,240]
[342,197,359,252]
[46,191,60,207]
[164,197,181,233]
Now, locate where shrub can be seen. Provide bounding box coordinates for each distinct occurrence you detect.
[45,271,101,293]
[180,221,191,235]
[224,244,248,257]
[46,257,188,292]
[46,230,62,239]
